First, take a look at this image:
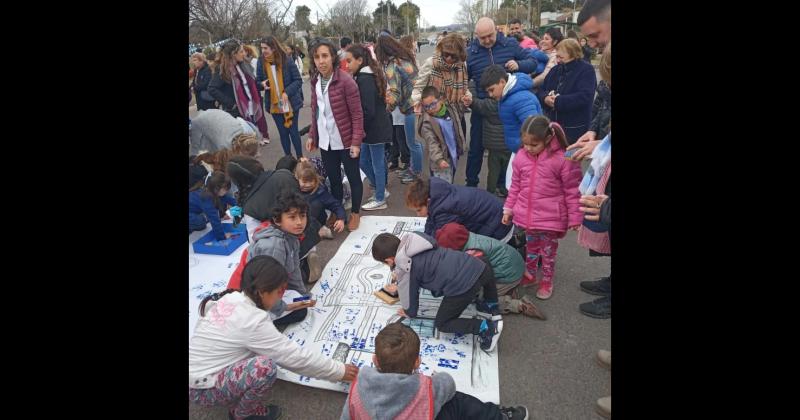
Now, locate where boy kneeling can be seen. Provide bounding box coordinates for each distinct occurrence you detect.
[372,232,502,352]
[340,322,529,419]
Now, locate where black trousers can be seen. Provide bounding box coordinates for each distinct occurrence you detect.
[273,308,308,327]
[435,264,498,335]
[320,148,363,213]
[387,125,410,166]
[435,391,504,420]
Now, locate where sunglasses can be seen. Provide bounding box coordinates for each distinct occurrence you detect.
[423,99,439,111]
[442,52,458,60]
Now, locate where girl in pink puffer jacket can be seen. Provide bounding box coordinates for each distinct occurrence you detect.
[502,116,583,300]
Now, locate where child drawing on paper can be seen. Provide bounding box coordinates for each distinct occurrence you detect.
[190,256,359,419]
[339,322,528,419]
[295,161,346,239]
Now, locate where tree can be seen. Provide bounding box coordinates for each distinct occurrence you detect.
[455,0,483,37]
[328,0,371,41]
[373,1,402,33]
[294,5,312,32]
[189,0,295,44]
[397,1,420,36]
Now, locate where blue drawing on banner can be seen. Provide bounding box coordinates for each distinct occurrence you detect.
[437,359,460,369]
[191,284,203,292]
[456,351,467,358]
[212,280,227,288]
[197,290,213,300]
[355,244,362,248]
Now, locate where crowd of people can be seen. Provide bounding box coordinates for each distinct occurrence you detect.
[189,0,613,418]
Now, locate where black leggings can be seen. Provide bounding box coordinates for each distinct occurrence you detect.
[273,308,308,327]
[320,148,363,213]
[435,264,498,335]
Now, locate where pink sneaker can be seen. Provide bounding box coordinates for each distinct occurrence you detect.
[536,280,553,300]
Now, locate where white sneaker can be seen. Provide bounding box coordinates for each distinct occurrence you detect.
[361,200,387,211]
[366,190,390,203]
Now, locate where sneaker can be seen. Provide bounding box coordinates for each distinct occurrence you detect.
[366,190,390,203]
[361,200,387,211]
[596,396,611,419]
[307,251,322,283]
[228,404,282,420]
[580,276,611,296]
[475,299,502,321]
[478,318,502,352]
[348,212,360,231]
[318,225,334,239]
[535,280,553,300]
[400,171,418,184]
[500,405,529,420]
[579,296,611,319]
[596,349,611,369]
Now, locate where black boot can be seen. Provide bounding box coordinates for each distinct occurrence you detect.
[579,296,611,319]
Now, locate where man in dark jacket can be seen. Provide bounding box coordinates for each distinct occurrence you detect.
[465,17,536,189]
[191,53,216,111]
[371,232,503,352]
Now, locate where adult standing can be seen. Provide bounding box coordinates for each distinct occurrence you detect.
[208,40,270,142]
[508,18,537,49]
[532,28,564,89]
[466,17,536,188]
[411,33,471,141]
[191,52,216,111]
[306,39,365,232]
[345,45,393,211]
[375,33,421,185]
[536,38,597,144]
[580,37,594,62]
[256,36,304,157]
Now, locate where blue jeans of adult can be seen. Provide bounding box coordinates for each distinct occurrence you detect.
[359,143,387,202]
[272,109,303,158]
[404,112,423,174]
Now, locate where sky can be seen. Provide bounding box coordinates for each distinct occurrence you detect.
[293,0,460,29]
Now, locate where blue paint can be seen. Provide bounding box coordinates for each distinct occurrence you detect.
[456,351,467,358]
[437,358,460,369]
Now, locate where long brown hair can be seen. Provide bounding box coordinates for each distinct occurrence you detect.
[217,40,242,82]
[260,36,288,66]
[375,34,417,68]
[400,35,416,57]
[520,115,568,153]
[346,44,387,100]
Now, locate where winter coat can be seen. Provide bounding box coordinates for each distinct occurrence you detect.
[193,64,216,110]
[425,177,511,240]
[463,232,525,284]
[353,67,392,145]
[384,58,418,114]
[498,73,542,153]
[537,59,597,143]
[589,80,611,139]
[208,68,239,117]
[247,223,306,319]
[468,82,506,152]
[256,57,304,112]
[188,190,237,240]
[532,49,557,88]
[466,31,535,99]
[393,232,485,318]
[241,169,300,223]
[340,366,456,420]
[189,109,243,155]
[503,139,583,232]
[189,292,344,389]
[309,68,365,149]
[301,183,346,222]
[418,107,465,169]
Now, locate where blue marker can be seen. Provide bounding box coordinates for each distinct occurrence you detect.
[293,295,312,302]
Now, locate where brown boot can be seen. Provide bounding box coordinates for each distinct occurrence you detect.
[348,212,360,231]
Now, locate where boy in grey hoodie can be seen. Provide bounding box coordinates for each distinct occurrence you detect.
[340,322,529,420]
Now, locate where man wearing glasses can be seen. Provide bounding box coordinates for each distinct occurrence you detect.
[465,17,536,191]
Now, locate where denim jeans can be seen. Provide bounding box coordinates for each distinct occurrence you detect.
[272,109,303,158]
[404,112,423,174]
[359,143,387,202]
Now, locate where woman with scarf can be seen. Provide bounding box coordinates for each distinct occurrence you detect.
[411,33,471,138]
[208,40,270,144]
[256,36,304,157]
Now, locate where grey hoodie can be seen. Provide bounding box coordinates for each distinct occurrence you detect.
[339,366,456,419]
[247,223,306,316]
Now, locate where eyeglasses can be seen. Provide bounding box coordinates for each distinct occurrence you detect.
[423,99,439,111]
[442,52,458,60]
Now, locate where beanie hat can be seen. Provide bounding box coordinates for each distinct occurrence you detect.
[435,222,469,250]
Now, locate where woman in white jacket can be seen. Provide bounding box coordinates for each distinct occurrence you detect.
[189,256,359,420]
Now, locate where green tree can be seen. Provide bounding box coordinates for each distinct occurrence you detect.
[294,5,312,32]
[397,2,420,36]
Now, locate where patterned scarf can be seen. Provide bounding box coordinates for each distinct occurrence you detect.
[263,55,294,128]
[230,63,269,139]
[430,53,467,106]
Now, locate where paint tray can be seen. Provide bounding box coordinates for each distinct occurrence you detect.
[192,223,248,256]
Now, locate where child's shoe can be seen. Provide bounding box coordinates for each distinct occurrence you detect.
[478,318,503,352]
[536,279,553,300]
[475,299,502,321]
[228,404,282,420]
[500,405,529,420]
[318,225,334,239]
[307,251,322,283]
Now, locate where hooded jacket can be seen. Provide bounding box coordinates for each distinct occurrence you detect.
[425,177,511,240]
[247,223,306,316]
[498,72,542,153]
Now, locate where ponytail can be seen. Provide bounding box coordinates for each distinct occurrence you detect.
[199,289,237,316]
[549,122,569,151]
